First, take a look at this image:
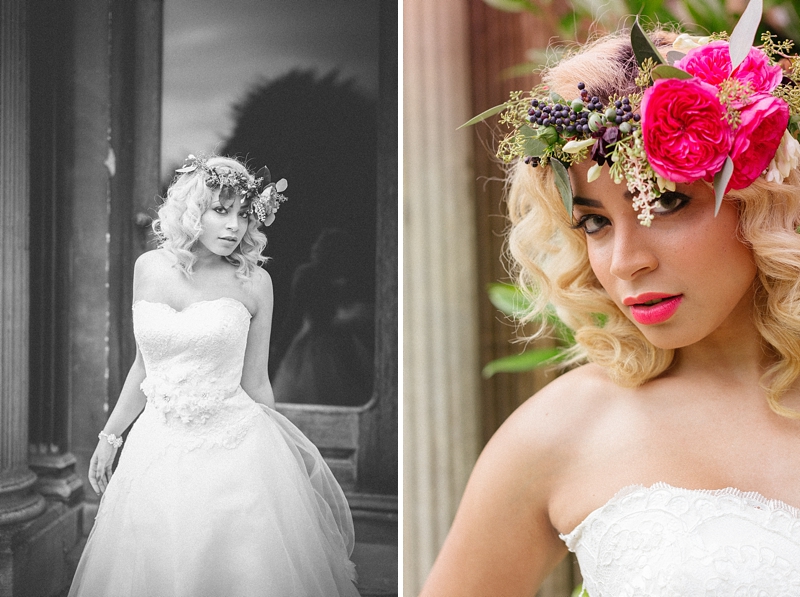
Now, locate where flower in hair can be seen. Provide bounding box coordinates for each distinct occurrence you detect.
[175,155,288,226]
[468,0,800,226]
[640,77,733,184]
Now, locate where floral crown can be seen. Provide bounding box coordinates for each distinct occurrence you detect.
[175,154,288,227]
[469,0,800,226]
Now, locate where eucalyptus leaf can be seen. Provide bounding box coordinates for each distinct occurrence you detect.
[538,126,559,145]
[482,0,539,13]
[481,347,564,378]
[523,137,549,157]
[550,157,573,217]
[713,156,734,216]
[651,65,692,80]
[487,282,532,318]
[631,17,665,69]
[729,0,762,70]
[666,51,686,65]
[458,103,506,129]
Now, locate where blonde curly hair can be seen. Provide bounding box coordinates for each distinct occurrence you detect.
[153,156,268,279]
[506,32,800,418]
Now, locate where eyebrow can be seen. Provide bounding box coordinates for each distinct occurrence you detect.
[573,196,604,208]
[573,190,636,209]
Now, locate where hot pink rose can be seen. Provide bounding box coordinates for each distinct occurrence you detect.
[728,93,790,190]
[675,40,782,93]
[641,78,733,184]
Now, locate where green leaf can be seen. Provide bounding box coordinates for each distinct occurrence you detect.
[487,282,532,318]
[666,51,686,65]
[549,91,568,105]
[523,137,548,157]
[518,125,550,157]
[651,64,693,80]
[729,0,762,70]
[571,583,589,597]
[550,157,573,217]
[537,126,559,145]
[713,156,734,216]
[631,17,665,69]
[458,103,506,129]
[482,347,564,378]
[482,0,539,13]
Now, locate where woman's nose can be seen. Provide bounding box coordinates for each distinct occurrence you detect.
[608,222,658,280]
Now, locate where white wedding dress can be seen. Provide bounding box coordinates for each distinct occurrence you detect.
[561,483,800,596]
[69,297,359,597]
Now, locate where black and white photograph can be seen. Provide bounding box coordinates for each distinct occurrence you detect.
[0,1,396,595]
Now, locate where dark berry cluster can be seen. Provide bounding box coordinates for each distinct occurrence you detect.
[526,82,640,138]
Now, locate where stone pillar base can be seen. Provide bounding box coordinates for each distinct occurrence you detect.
[29,455,83,506]
[0,501,83,597]
[0,472,46,527]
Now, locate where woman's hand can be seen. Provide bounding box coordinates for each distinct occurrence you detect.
[88,439,118,495]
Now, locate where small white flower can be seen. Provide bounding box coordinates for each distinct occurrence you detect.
[563,138,596,153]
[656,175,676,193]
[673,33,711,53]
[765,130,800,183]
[587,163,603,182]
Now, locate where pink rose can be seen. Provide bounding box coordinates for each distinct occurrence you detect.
[641,78,733,184]
[728,93,790,190]
[675,40,782,93]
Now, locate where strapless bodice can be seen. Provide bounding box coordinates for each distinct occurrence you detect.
[132,298,260,449]
[561,483,800,596]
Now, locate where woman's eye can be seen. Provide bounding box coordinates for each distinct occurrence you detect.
[214,206,227,215]
[651,192,689,214]
[572,214,610,234]
[238,212,249,219]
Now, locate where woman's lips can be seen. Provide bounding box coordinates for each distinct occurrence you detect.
[624,293,684,325]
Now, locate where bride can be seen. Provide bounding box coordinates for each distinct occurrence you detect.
[422,8,800,597]
[68,155,359,596]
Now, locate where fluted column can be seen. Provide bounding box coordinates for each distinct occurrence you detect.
[0,0,46,527]
[403,0,482,594]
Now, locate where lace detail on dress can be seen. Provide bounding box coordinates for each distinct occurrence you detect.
[132,298,261,451]
[560,483,800,597]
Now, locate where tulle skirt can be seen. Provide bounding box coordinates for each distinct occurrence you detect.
[69,397,359,597]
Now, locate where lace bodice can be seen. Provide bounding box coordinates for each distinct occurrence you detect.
[561,483,800,596]
[132,297,261,449]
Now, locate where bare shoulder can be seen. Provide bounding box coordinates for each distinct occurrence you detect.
[422,363,619,594]
[493,363,618,464]
[244,267,273,317]
[134,248,176,276]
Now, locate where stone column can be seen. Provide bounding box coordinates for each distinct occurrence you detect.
[403,0,483,593]
[0,0,47,531]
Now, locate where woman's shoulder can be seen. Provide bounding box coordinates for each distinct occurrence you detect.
[241,267,273,316]
[135,248,177,273]
[489,364,622,470]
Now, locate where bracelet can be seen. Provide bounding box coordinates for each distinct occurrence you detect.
[98,432,123,448]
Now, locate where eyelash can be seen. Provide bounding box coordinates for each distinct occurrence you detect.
[571,214,609,235]
[213,207,249,219]
[571,192,690,234]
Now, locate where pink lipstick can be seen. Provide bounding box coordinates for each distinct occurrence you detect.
[623,292,683,325]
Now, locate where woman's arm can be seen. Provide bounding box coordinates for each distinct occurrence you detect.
[89,252,156,495]
[89,341,148,495]
[420,385,574,597]
[241,267,275,408]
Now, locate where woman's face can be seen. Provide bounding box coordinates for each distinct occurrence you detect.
[197,192,249,257]
[569,161,757,350]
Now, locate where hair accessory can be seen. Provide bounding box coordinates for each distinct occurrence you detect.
[175,155,288,226]
[468,0,800,226]
[99,431,123,448]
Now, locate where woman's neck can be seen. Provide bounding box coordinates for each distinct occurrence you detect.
[191,245,226,271]
[670,286,771,384]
